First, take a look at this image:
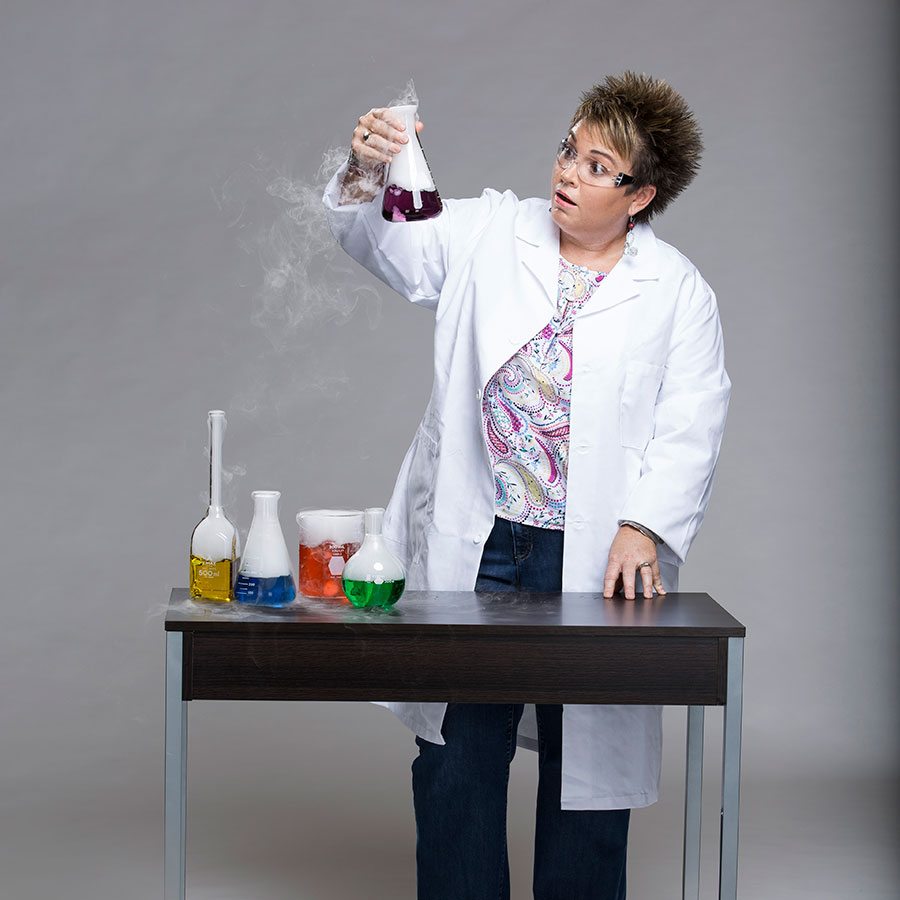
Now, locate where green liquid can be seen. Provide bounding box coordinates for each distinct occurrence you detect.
[341,578,405,609]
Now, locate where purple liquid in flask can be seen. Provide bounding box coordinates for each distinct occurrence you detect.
[382,185,442,223]
[381,104,442,223]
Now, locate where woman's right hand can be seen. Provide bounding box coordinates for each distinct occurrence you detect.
[350,107,424,170]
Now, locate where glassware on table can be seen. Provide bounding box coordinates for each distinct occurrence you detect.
[234,490,296,607]
[341,507,406,609]
[382,103,442,223]
[296,509,364,599]
[189,410,240,602]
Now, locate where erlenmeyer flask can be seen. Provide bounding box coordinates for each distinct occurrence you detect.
[235,491,297,607]
[382,104,442,223]
[190,410,240,602]
[341,508,406,609]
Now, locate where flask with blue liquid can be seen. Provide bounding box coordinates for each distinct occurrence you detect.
[235,490,297,607]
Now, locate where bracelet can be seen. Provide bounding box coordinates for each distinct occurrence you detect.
[621,520,663,545]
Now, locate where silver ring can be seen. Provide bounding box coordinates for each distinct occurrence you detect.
[638,561,652,569]
[362,130,371,142]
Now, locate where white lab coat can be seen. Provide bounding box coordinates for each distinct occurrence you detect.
[324,165,730,809]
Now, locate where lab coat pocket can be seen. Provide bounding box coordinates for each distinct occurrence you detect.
[619,361,664,451]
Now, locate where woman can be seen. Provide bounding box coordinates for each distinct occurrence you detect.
[324,72,730,900]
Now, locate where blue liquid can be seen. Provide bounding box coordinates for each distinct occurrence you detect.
[234,573,296,607]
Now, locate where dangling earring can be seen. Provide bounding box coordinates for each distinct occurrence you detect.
[623,215,638,257]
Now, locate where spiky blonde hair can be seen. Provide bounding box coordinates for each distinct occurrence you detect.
[571,72,703,223]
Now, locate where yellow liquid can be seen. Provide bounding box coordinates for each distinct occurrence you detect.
[190,555,235,602]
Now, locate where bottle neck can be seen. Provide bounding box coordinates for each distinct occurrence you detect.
[391,104,417,133]
[251,491,281,521]
[208,411,225,508]
[364,507,384,536]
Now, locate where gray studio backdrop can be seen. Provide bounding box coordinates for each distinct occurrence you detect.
[2,2,897,898]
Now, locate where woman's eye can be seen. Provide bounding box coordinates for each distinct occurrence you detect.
[590,162,607,176]
[562,145,577,160]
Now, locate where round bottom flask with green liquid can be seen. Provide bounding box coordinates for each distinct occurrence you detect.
[341,507,406,609]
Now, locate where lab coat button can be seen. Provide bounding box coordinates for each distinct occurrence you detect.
[576,443,590,454]
[473,533,485,544]
[475,388,482,400]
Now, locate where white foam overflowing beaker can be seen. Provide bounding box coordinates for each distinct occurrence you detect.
[296,509,364,599]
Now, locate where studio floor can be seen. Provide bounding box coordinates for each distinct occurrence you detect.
[3,701,897,899]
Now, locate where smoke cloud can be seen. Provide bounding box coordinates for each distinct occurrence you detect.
[388,78,419,108]
[203,81,419,534]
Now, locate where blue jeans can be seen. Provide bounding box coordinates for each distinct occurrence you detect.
[412,518,629,899]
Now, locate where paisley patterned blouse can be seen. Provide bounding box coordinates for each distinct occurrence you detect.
[481,257,606,530]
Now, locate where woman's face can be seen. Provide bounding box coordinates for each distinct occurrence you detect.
[549,123,654,246]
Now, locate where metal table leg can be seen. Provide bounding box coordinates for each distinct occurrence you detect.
[165,632,188,900]
[683,705,705,900]
[719,637,744,899]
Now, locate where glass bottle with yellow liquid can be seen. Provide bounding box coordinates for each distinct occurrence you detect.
[189,410,240,601]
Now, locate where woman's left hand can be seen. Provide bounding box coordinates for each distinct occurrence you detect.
[603,525,667,599]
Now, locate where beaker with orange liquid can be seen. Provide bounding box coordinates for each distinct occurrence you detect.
[296,509,365,599]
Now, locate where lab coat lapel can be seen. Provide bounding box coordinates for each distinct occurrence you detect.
[515,208,560,308]
[577,224,660,317]
[475,206,560,392]
[476,213,660,390]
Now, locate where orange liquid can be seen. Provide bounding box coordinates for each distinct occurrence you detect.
[298,541,360,599]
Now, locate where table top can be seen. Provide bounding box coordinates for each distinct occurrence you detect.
[165,588,744,637]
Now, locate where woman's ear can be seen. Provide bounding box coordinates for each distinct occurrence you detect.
[628,184,657,218]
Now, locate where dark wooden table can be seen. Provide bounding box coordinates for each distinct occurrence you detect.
[165,588,745,899]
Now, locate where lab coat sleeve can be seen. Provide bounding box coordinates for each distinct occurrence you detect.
[322,161,501,311]
[618,274,731,566]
